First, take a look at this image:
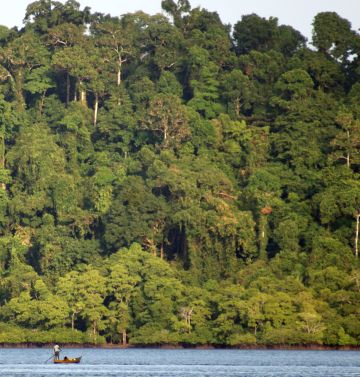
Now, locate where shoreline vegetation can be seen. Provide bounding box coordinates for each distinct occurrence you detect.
[0,343,359,351]
[0,0,359,349]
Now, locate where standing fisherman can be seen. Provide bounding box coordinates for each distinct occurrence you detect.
[53,344,61,360]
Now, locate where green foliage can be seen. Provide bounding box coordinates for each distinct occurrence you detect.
[234,14,279,54]
[0,2,358,347]
[233,14,305,55]
[143,94,190,148]
[187,46,222,119]
[312,12,357,62]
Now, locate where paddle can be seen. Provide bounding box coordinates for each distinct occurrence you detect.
[44,355,54,363]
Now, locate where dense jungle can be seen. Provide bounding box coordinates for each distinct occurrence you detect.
[0,0,359,347]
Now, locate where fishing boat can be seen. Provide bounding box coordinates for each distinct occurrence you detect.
[53,356,82,364]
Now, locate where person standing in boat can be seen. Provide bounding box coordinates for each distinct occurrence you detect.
[53,344,61,360]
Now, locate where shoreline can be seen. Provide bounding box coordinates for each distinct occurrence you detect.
[0,343,359,350]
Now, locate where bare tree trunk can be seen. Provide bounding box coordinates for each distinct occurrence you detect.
[187,309,193,333]
[66,72,70,107]
[74,79,78,102]
[93,321,97,343]
[355,213,360,258]
[234,97,240,118]
[94,93,99,126]
[122,329,127,345]
[80,80,87,106]
[117,66,121,86]
[346,130,350,168]
[0,132,4,169]
[39,90,46,116]
[117,63,121,105]
[71,312,75,331]
[163,123,168,147]
[160,243,164,260]
[80,90,86,105]
[0,129,5,190]
[259,214,268,260]
[15,70,25,111]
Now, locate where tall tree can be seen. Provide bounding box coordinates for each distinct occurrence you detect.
[312,12,357,62]
[92,17,137,87]
[331,109,360,169]
[142,94,190,148]
[0,32,49,110]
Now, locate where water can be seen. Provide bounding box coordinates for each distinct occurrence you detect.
[0,348,359,377]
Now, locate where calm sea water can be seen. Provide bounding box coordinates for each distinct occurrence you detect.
[0,348,359,377]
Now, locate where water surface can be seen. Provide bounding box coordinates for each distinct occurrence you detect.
[0,348,359,376]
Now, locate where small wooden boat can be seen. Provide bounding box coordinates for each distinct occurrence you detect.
[54,356,81,364]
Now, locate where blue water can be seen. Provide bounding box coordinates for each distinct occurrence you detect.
[0,348,359,376]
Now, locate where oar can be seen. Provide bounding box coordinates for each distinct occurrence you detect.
[44,355,54,363]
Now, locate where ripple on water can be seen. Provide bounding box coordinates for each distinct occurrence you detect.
[0,348,359,377]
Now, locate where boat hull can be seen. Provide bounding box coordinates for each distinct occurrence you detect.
[54,357,81,364]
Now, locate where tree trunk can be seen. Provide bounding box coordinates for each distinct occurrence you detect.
[160,243,164,260]
[117,62,122,105]
[80,90,86,105]
[122,329,127,345]
[0,129,5,190]
[39,90,46,116]
[74,79,78,102]
[71,312,75,331]
[15,70,25,111]
[355,213,360,258]
[259,214,268,260]
[0,131,4,170]
[163,123,168,147]
[234,97,240,118]
[79,80,87,106]
[94,93,99,126]
[346,130,350,168]
[117,66,121,87]
[93,320,97,343]
[66,72,70,107]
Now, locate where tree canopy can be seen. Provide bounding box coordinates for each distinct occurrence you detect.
[0,1,358,347]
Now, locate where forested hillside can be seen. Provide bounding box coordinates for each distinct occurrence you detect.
[0,0,359,346]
